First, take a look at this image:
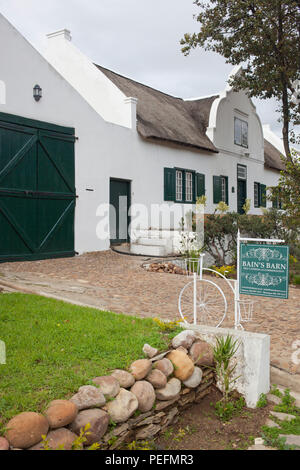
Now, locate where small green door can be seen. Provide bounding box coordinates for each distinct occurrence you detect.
[0,113,76,262]
[237,180,247,214]
[110,179,130,245]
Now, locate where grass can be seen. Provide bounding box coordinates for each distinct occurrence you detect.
[261,388,300,450]
[0,293,180,431]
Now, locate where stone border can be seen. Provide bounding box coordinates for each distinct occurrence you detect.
[1,330,215,451]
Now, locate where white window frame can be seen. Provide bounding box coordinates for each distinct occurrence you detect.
[185,172,193,202]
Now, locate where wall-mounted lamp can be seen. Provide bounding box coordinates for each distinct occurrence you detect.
[33,84,42,102]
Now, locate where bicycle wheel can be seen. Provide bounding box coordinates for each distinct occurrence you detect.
[179,279,227,328]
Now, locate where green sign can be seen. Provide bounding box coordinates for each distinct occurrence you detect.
[239,244,289,299]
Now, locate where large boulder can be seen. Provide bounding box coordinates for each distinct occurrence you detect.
[5,412,49,449]
[106,388,138,423]
[92,376,120,398]
[146,369,167,389]
[182,367,203,389]
[130,381,156,412]
[70,409,109,446]
[154,358,174,377]
[111,370,135,388]
[155,378,181,401]
[171,330,197,349]
[167,350,194,381]
[45,400,78,429]
[129,359,152,380]
[189,341,214,367]
[29,428,79,450]
[70,386,106,410]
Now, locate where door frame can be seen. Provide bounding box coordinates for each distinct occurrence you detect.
[109,178,131,245]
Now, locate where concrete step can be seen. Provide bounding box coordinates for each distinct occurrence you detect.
[130,243,167,257]
[136,238,172,247]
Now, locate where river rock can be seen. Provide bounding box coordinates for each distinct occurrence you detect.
[92,376,120,398]
[189,341,214,367]
[45,400,78,429]
[70,409,109,446]
[111,370,135,388]
[171,330,197,349]
[154,358,174,377]
[70,386,106,410]
[130,359,152,380]
[131,381,156,412]
[155,378,181,401]
[106,388,138,423]
[29,428,79,450]
[143,344,158,359]
[146,369,167,389]
[5,412,49,449]
[182,367,203,388]
[167,350,194,381]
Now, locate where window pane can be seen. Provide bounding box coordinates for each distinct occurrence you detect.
[241,121,248,148]
[234,118,242,145]
[254,183,259,207]
[176,170,183,201]
[186,172,193,202]
[221,177,226,203]
[237,165,247,180]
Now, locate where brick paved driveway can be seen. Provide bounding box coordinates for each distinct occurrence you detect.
[1,250,299,375]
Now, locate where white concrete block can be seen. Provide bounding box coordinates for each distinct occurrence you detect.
[182,323,270,408]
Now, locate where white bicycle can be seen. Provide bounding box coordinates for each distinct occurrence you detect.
[178,254,254,329]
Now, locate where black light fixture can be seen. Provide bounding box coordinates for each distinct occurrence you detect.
[33,84,42,102]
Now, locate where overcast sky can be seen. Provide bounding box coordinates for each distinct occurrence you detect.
[0,0,285,139]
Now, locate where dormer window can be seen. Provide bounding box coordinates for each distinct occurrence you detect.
[234,117,248,148]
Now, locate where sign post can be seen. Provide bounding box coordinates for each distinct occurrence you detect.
[235,230,289,329]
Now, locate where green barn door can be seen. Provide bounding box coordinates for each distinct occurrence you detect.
[0,114,76,262]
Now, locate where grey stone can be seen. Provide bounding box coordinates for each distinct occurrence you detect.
[265,419,280,428]
[171,330,197,349]
[182,367,203,389]
[70,386,106,410]
[135,424,161,440]
[131,381,156,412]
[143,344,158,359]
[106,388,138,423]
[111,370,135,388]
[69,409,109,446]
[270,411,296,422]
[154,358,174,377]
[92,376,120,398]
[156,378,181,401]
[279,434,300,447]
[146,369,167,389]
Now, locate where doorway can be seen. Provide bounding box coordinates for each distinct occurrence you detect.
[109,178,131,245]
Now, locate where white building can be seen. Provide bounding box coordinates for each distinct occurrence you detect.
[0,14,284,261]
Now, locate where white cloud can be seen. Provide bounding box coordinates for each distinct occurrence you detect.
[0,0,294,141]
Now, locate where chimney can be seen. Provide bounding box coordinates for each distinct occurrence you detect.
[47,29,72,42]
[124,97,138,129]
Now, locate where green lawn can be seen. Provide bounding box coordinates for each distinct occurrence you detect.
[0,293,177,431]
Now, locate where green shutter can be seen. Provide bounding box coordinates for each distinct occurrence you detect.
[196,173,205,198]
[213,176,222,204]
[224,176,229,204]
[260,184,267,208]
[164,168,175,201]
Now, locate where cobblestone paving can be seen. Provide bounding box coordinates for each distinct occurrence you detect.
[1,250,299,375]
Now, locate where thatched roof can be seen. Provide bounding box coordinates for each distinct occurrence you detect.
[96,65,219,153]
[95,65,285,172]
[264,139,285,171]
